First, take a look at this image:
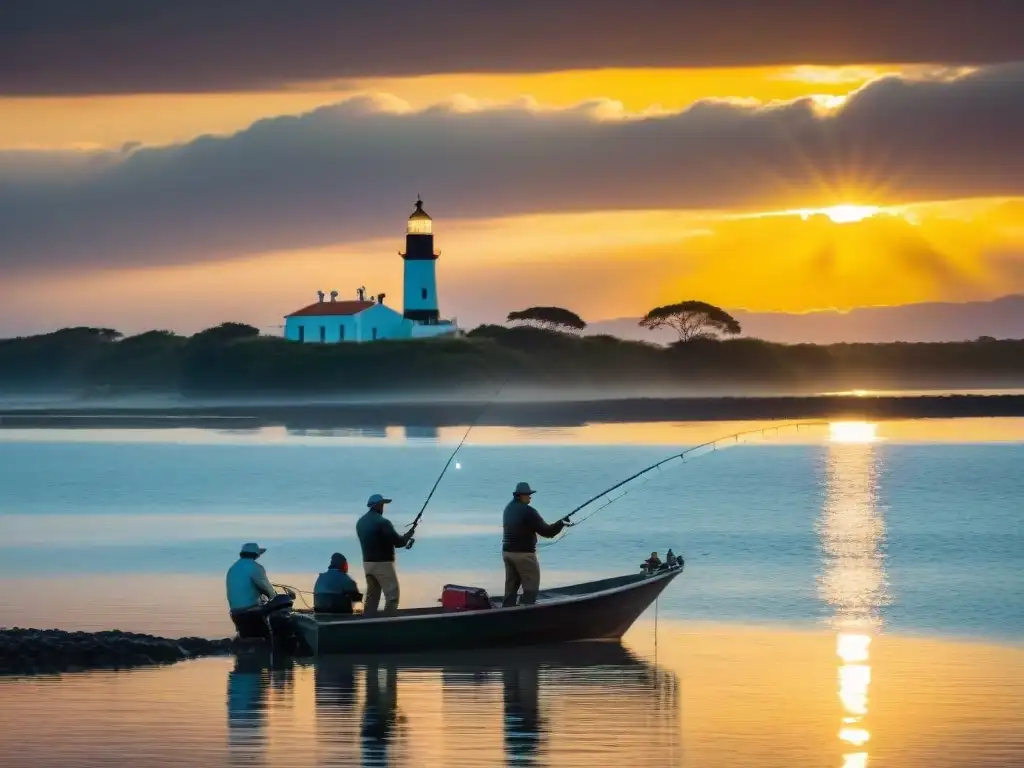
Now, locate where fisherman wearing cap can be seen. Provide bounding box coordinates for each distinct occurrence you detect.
[225,542,278,618]
[313,553,364,614]
[501,482,568,607]
[356,493,414,616]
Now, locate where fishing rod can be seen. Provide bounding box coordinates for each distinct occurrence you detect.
[542,419,831,547]
[403,379,507,545]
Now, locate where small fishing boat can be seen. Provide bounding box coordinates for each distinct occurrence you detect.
[292,561,683,656]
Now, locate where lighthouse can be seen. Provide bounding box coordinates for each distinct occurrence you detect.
[401,197,440,323]
[283,196,458,343]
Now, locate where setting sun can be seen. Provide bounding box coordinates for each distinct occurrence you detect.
[802,205,882,224]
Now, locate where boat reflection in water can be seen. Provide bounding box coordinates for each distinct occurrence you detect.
[820,421,889,768]
[227,653,297,766]
[228,642,679,766]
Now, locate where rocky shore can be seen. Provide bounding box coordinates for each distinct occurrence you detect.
[0,628,236,676]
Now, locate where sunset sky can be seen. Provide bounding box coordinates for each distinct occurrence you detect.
[2,2,1024,337]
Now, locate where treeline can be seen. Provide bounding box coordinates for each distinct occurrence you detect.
[3,322,1024,396]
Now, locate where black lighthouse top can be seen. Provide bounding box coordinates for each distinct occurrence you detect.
[401,197,438,261]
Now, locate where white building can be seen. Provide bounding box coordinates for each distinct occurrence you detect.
[283,199,459,343]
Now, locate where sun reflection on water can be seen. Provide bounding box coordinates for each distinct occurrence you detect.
[820,422,888,767]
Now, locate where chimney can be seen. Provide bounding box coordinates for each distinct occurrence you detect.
[330,290,338,303]
[377,293,386,305]
[317,290,325,303]
[356,287,365,301]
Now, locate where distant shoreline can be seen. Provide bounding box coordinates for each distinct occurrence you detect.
[7,325,1024,405]
[3,393,1024,429]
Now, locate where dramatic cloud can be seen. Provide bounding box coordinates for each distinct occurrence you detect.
[2,65,1023,276]
[3,1,1024,95]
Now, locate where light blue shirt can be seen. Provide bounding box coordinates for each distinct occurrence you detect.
[225,557,276,611]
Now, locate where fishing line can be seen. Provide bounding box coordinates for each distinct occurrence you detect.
[541,420,830,547]
[273,583,312,610]
[404,378,508,539]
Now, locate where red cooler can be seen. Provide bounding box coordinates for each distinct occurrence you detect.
[440,584,492,611]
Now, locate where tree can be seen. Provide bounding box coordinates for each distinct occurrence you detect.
[639,301,742,342]
[189,322,260,344]
[506,306,587,334]
[52,327,123,342]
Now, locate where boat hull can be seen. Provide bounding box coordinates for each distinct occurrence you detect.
[294,566,681,656]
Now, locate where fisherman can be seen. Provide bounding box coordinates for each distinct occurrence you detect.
[356,493,414,616]
[226,542,280,636]
[313,553,364,614]
[501,482,567,607]
[642,551,662,572]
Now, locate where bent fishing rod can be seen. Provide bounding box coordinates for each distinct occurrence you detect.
[544,419,831,546]
[403,379,507,546]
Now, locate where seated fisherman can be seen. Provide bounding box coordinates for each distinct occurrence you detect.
[225,542,278,635]
[643,551,662,571]
[313,553,364,614]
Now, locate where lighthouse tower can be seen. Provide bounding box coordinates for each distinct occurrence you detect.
[401,197,440,323]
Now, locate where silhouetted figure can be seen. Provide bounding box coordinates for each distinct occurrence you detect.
[642,551,662,572]
[226,542,277,620]
[502,482,567,607]
[503,663,542,765]
[357,493,414,615]
[361,661,400,765]
[314,658,360,762]
[313,553,363,614]
[226,653,294,766]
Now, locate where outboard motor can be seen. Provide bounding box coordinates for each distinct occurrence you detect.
[231,593,311,657]
[264,594,307,654]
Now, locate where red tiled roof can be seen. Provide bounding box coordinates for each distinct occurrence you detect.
[286,300,375,318]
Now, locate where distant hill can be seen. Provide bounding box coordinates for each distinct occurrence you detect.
[587,295,1024,345]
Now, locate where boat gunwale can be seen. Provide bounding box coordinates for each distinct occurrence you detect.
[294,564,682,630]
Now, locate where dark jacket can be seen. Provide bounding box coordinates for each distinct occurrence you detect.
[313,567,363,613]
[502,499,565,553]
[356,509,411,562]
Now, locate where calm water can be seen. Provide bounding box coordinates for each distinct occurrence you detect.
[1,417,1022,766]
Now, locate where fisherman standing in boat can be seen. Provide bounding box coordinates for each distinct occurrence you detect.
[356,494,414,616]
[502,482,567,607]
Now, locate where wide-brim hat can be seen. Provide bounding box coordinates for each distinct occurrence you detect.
[514,482,536,496]
[367,493,393,507]
[240,542,266,556]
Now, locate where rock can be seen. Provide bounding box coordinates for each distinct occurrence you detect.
[0,628,236,677]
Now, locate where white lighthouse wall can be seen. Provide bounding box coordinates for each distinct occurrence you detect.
[403,259,439,315]
[285,304,411,344]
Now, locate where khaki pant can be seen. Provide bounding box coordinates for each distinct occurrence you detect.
[363,561,400,616]
[502,551,541,607]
